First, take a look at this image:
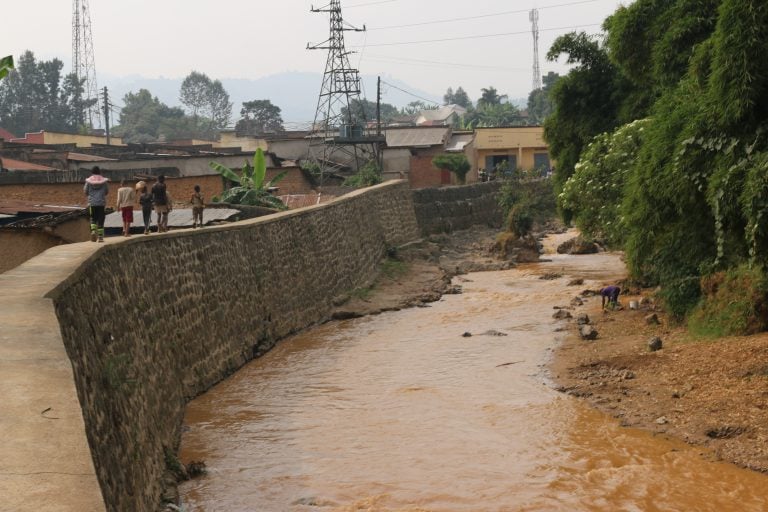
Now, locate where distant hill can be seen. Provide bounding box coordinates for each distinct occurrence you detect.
[102,72,442,127]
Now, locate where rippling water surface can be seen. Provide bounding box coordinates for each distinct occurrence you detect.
[179,246,768,511]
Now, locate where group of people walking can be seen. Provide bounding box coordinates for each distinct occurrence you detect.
[84,166,205,241]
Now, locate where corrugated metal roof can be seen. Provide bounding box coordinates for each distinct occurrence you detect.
[67,152,116,162]
[0,157,57,171]
[417,105,467,122]
[0,199,83,215]
[385,127,449,148]
[0,128,16,140]
[446,133,474,152]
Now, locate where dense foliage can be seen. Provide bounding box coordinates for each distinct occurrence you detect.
[342,160,383,188]
[432,154,471,185]
[552,0,768,325]
[0,50,95,135]
[236,99,285,136]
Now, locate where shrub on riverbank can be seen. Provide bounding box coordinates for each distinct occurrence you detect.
[688,265,768,337]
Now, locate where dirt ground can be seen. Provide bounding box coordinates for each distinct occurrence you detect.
[551,290,768,473]
[341,226,768,475]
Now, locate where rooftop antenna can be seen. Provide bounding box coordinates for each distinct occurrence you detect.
[307,0,383,184]
[72,0,101,128]
[530,8,542,91]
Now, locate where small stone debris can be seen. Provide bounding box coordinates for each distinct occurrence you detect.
[444,285,463,295]
[567,278,584,286]
[645,313,660,325]
[571,296,584,307]
[461,332,472,337]
[655,416,669,425]
[648,336,663,352]
[579,325,598,340]
[576,313,590,325]
[581,289,598,297]
[539,272,563,280]
[706,426,745,439]
[553,309,573,320]
[186,461,207,478]
[479,329,508,337]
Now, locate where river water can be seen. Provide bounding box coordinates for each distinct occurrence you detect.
[179,246,768,511]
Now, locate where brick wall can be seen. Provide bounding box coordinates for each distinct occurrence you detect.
[408,147,452,189]
[48,181,419,511]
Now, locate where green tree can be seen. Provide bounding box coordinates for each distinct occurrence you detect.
[209,148,288,209]
[527,71,560,124]
[443,86,472,108]
[477,86,507,107]
[400,100,438,116]
[179,71,232,139]
[236,99,284,136]
[341,98,399,124]
[0,50,95,135]
[114,89,193,143]
[432,153,471,185]
[544,32,624,191]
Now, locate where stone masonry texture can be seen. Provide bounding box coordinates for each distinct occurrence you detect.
[49,181,419,511]
[3,180,504,511]
[411,181,503,236]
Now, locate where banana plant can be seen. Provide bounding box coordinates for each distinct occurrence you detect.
[209,148,288,210]
[0,55,14,80]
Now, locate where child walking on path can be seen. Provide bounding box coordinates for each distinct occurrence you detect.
[191,185,205,228]
[84,166,109,242]
[137,182,153,234]
[152,175,171,233]
[116,180,136,237]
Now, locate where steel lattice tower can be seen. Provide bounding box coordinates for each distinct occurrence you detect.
[530,9,542,91]
[308,0,379,180]
[72,0,101,127]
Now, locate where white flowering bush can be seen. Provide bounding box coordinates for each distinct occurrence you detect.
[558,118,650,246]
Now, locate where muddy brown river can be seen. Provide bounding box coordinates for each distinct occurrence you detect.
[179,247,768,511]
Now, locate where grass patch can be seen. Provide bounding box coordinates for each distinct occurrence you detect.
[688,265,768,338]
[350,286,374,300]
[380,258,408,280]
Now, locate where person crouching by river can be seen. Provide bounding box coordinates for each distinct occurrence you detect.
[84,166,109,242]
[116,179,136,237]
[601,285,621,310]
[137,182,153,235]
[152,175,171,233]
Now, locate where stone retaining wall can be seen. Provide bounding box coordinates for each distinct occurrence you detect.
[411,181,503,236]
[48,181,419,511]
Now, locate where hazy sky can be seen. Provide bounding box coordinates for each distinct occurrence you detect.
[5,0,628,102]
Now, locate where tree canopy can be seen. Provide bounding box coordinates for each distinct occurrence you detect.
[179,71,232,138]
[236,99,284,136]
[0,50,95,135]
[443,86,472,108]
[553,0,768,323]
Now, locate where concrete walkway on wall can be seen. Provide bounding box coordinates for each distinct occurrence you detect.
[0,242,107,511]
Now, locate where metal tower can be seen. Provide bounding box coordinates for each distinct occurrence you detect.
[72,0,101,127]
[530,9,542,91]
[308,0,381,181]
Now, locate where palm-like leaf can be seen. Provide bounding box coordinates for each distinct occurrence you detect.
[265,170,288,189]
[252,148,267,190]
[209,161,243,185]
[0,56,13,80]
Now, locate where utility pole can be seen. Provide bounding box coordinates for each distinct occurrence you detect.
[102,86,110,145]
[530,9,542,91]
[307,0,382,183]
[72,0,101,127]
[376,76,382,137]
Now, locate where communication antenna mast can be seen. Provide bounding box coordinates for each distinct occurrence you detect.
[72,0,101,127]
[307,0,383,183]
[530,9,542,91]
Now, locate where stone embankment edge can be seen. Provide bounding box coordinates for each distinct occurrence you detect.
[43,180,421,511]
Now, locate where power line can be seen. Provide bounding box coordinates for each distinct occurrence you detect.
[350,23,602,48]
[367,0,600,31]
[365,53,529,71]
[345,0,397,8]
[380,80,440,106]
